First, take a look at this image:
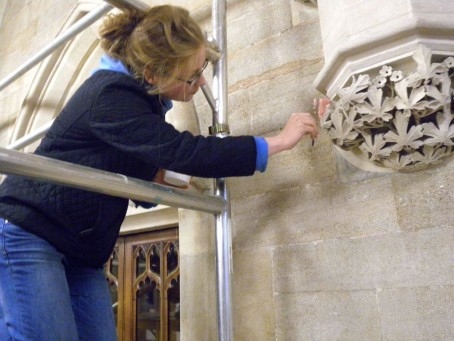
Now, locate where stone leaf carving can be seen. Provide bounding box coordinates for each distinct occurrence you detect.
[359,134,392,161]
[393,79,428,119]
[422,110,454,146]
[383,111,424,152]
[356,86,394,123]
[321,44,454,171]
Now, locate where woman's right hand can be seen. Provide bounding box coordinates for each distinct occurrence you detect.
[264,99,330,155]
[265,112,318,156]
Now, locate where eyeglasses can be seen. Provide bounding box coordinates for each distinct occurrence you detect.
[177,59,209,86]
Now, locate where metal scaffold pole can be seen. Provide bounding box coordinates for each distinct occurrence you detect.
[0,147,226,214]
[211,0,234,340]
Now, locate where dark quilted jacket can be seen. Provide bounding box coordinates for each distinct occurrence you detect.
[0,70,257,267]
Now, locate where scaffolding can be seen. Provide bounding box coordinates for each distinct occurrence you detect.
[0,0,234,340]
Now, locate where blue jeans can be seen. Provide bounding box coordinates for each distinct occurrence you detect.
[0,218,117,341]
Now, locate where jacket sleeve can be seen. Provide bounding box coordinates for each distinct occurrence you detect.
[89,81,257,178]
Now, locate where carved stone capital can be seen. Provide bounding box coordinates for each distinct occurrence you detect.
[314,0,454,171]
[320,45,454,172]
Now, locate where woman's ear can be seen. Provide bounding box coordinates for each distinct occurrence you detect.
[143,69,156,85]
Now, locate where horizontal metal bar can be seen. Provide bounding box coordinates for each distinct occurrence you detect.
[0,3,112,92]
[103,0,150,12]
[7,120,55,150]
[0,0,149,92]
[0,148,226,214]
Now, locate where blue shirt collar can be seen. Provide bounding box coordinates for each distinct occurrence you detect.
[93,54,131,75]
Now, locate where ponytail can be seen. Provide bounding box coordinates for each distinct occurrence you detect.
[99,10,145,61]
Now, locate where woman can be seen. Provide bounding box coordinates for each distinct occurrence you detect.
[0,5,321,340]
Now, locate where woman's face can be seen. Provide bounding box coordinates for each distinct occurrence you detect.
[159,47,208,102]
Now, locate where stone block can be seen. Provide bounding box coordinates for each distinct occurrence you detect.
[244,62,325,135]
[273,226,453,292]
[232,176,400,249]
[179,209,215,256]
[274,290,381,341]
[233,248,275,341]
[225,0,293,52]
[228,21,323,87]
[229,132,336,198]
[392,162,454,231]
[180,254,217,341]
[378,286,454,341]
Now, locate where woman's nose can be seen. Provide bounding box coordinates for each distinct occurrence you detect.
[197,74,207,87]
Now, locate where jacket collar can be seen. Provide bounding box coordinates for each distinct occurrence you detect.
[93,54,174,115]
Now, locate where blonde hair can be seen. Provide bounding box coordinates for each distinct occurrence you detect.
[99,5,206,93]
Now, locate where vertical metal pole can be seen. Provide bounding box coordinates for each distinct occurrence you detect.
[211,1,233,340]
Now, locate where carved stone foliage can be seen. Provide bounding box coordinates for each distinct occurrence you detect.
[321,45,454,171]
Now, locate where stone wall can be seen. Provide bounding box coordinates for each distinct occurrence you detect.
[0,0,452,340]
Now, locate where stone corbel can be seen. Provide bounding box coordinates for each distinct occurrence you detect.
[321,45,454,172]
[314,0,454,172]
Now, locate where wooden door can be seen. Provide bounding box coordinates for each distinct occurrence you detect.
[105,228,180,341]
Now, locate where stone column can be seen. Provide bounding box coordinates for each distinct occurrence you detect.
[314,0,454,97]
